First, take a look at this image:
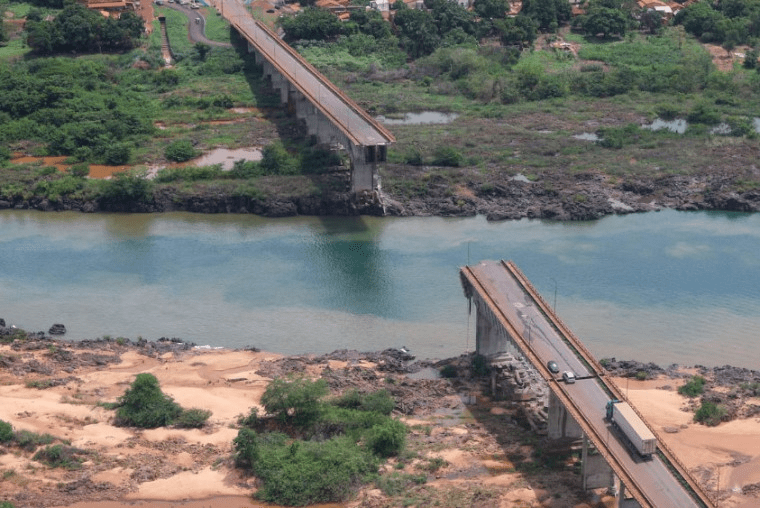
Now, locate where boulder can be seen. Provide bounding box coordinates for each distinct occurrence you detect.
[49,323,67,335]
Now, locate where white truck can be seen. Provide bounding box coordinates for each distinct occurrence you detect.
[605,400,657,458]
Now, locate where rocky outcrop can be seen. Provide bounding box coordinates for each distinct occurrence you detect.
[1,168,760,221]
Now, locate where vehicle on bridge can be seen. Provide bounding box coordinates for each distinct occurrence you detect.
[606,400,657,458]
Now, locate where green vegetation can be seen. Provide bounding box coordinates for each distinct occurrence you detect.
[175,408,213,428]
[165,139,200,162]
[25,4,143,54]
[439,364,457,378]
[0,419,12,442]
[694,401,727,426]
[13,429,56,451]
[235,377,406,506]
[32,444,87,469]
[678,375,707,398]
[113,373,211,428]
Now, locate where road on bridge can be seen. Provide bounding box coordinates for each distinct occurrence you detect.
[464,261,709,508]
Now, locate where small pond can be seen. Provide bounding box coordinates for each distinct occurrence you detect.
[643,118,688,134]
[187,147,262,171]
[376,111,459,125]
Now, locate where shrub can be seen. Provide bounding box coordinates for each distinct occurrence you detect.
[375,472,426,496]
[245,434,379,505]
[175,408,212,428]
[365,419,406,457]
[69,163,90,177]
[115,373,183,428]
[104,142,132,165]
[260,142,298,175]
[33,444,85,469]
[13,430,55,451]
[678,375,706,398]
[359,390,395,415]
[98,170,154,204]
[165,140,199,162]
[440,364,457,378]
[635,371,648,381]
[431,146,463,167]
[1,502,16,508]
[687,102,721,125]
[694,401,726,426]
[0,420,12,442]
[472,354,489,376]
[260,377,329,426]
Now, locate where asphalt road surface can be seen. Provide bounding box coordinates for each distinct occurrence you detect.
[467,261,703,508]
[164,2,232,47]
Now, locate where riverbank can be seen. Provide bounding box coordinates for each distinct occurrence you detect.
[2,164,760,221]
[1,326,759,507]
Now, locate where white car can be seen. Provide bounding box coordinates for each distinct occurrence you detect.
[562,371,576,384]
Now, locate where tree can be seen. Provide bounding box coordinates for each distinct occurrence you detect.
[744,47,759,68]
[279,7,345,42]
[520,0,571,31]
[426,0,478,37]
[496,14,537,48]
[474,0,511,20]
[115,373,182,428]
[165,139,198,162]
[393,8,440,58]
[578,6,628,38]
[640,9,664,35]
[674,2,724,40]
[194,42,211,60]
[260,377,329,426]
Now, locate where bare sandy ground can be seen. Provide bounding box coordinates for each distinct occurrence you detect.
[613,377,760,508]
[1,342,757,508]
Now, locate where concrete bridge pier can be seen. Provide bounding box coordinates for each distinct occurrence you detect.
[547,390,582,440]
[612,476,643,508]
[245,41,383,193]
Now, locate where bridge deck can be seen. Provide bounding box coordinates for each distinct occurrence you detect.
[461,260,715,508]
[207,0,395,148]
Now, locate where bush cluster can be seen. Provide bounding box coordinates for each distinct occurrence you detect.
[678,375,707,398]
[32,444,86,470]
[694,401,726,426]
[113,373,211,428]
[235,377,406,506]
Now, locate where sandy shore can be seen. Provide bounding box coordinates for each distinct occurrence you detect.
[1,338,758,508]
[613,376,760,508]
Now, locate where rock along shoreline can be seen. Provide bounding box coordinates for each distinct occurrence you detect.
[2,168,760,221]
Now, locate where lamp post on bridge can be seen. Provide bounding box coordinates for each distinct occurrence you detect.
[551,277,557,312]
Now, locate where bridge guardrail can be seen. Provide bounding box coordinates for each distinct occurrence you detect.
[208,0,394,147]
[500,261,715,508]
[461,266,653,508]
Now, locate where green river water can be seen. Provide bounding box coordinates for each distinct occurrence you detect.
[0,209,758,368]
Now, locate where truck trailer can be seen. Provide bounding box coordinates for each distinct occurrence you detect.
[605,400,657,458]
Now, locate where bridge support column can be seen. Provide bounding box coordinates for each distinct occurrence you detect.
[615,479,643,508]
[581,435,614,491]
[547,390,582,440]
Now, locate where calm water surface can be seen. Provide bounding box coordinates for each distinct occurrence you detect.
[1,209,758,368]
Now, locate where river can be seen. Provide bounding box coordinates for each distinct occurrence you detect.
[1,209,758,369]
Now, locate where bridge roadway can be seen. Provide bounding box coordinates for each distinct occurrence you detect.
[461,260,715,508]
[204,0,395,190]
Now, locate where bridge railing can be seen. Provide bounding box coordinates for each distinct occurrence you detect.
[500,261,715,508]
[461,266,653,508]
[209,0,394,148]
